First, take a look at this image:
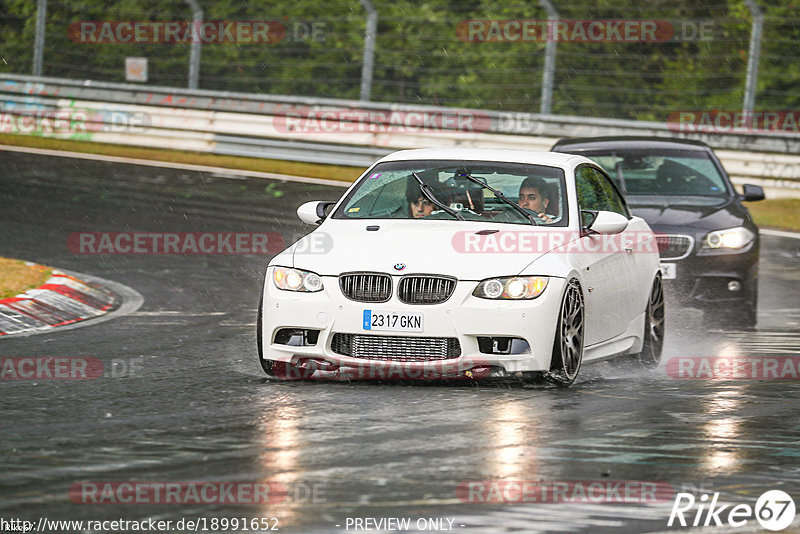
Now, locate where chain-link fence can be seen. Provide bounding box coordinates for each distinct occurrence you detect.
[1,0,798,121]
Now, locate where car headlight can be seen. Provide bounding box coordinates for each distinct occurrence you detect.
[702,227,755,250]
[473,276,548,300]
[273,266,323,292]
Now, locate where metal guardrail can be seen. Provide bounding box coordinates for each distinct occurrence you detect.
[5,73,800,151]
[212,136,390,167]
[1,74,799,195]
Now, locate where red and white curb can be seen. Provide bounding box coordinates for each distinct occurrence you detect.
[0,269,117,336]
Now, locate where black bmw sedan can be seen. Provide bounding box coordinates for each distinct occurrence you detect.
[552,136,764,328]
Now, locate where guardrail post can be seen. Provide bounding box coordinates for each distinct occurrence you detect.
[743,0,762,114]
[32,0,47,76]
[538,0,558,114]
[359,0,378,101]
[185,0,203,89]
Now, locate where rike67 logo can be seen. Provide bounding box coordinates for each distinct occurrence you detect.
[669,490,795,531]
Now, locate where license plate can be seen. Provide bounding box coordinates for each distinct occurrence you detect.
[363,310,423,332]
[660,263,676,280]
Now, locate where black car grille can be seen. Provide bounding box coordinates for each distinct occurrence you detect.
[655,235,694,260]
[339,273,392,302]
[330,333,461,361]
[398,276,456,304]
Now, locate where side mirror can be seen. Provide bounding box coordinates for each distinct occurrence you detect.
[297,201,336,225]
[587,210,629,235]
[740,184,765,202]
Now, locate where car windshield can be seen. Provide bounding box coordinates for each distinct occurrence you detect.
[332,159,569,226]
[575,149,730,197]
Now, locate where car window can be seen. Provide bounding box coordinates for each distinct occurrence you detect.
[339,172,406,218]
[577,149,729,196]
[332,159,570,227]
[593,167,629,217]
[575,166,628,217]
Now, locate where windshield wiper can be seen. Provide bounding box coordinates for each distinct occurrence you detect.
[411,172,464,221]
[456,171,537,225]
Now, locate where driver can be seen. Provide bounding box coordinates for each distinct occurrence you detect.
[518,176,556,224]
[403,175,482,218]
[409,195,434,218]
[405,180,435,218]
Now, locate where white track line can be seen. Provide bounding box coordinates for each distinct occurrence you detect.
[761,228,800,240]
[0,144,353,188]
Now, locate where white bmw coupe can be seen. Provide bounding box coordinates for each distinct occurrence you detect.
[257,148,664,386]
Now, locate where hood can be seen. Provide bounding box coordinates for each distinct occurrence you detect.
[627,195,747,233]
[280,219,573,280]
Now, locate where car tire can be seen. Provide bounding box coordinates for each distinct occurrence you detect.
[546,279,584,387]
[636,274,665,367]
[256,285,274,376]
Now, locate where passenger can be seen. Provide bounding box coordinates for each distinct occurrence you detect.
[518,176,556,223]
[406,179,435,218]
[409,196,434,218]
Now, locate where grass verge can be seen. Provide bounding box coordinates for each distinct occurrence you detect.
[745,199,800,233]
[0,134,365,183]
[0,258,53,299]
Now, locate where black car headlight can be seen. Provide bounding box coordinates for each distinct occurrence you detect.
[702,227,755,250]
[272,266,323,292]
[473,276,548,300]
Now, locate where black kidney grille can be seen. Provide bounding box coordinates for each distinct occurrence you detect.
[330,333,461,361]
[398,276,456,304]
[339,273,392,302]
[655,235,693,260]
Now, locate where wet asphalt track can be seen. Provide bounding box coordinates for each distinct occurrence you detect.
[1,150,799,533]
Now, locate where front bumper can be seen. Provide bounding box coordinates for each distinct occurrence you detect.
[659,240,758,306]
[260,269,567,376]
